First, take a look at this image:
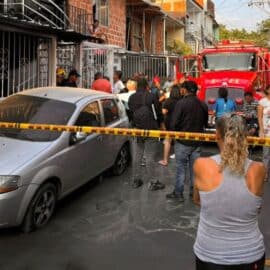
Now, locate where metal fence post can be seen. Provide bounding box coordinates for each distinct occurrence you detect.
[107,49,114,86]
[50,36,57,87]
[78,42,83,88]
[166,56,170,78]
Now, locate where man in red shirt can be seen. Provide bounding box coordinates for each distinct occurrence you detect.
[91,72,112,93]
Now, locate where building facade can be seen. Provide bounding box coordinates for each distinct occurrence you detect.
[0,0,218,96]
[62,0,185,86]
[153,0,219,53]
[0,0,100,96]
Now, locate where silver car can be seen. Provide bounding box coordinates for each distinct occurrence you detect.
[0,87,131,232]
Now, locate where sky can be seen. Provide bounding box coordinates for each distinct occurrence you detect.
[213,0,269,31]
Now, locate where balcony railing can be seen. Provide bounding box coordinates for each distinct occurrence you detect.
[67,5,93,36]
[0,0,92,36]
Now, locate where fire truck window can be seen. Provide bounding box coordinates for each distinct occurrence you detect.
[203,53,255,71]
[189,60,198,78]
[185,59,199,78]
[249,53,256,70]
[203,56,209,70]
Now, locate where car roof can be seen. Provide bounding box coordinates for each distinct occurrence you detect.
[17,87,114,104]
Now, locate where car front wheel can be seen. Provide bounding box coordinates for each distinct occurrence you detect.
[112,144,130,176]
[22,183,57,233]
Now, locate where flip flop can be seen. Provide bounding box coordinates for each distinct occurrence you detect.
[132,179,143,189]
[158,160,168,166]
[148,180,165,191]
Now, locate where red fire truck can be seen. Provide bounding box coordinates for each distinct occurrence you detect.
[177,40,270,127]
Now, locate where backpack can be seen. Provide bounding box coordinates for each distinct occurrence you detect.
[133,93,158,130]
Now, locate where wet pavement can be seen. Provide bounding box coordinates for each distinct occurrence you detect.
[0,142,269,270]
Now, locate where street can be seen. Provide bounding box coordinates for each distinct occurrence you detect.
[0,142,269,270]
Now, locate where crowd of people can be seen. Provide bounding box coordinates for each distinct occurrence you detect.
[55,67,269,187]
[126,75,267,270]
[55,67,268,269]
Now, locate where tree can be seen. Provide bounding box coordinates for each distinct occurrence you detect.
[219,21,270,48]
[256,19,270,47]
[166,40,193,55]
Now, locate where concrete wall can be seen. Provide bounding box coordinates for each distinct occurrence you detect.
[167,28,185,44]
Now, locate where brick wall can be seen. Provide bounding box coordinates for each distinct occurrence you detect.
[68,0,91,11]
[102,0,126,48]
[68,0,126,48]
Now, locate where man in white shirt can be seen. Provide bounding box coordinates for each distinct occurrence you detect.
[113,70,125,94]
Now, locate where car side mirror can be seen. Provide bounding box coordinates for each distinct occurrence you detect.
[70,132,88,145]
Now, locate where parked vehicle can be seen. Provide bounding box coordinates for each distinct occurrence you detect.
[0,87,131,232]
[177,40,270,128]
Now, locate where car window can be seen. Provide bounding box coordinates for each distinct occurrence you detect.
[115,98,127,118]
[76,101,101,127]
[0,95,75,141]
[101,99,119,125]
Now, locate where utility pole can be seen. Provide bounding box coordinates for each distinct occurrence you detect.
[248,0,270,16]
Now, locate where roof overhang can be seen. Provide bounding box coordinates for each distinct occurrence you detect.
[127,0,185,27]
[187,0,203,13]
[165,13,185,28]
[127,0,162,14]
[0,15,100,43]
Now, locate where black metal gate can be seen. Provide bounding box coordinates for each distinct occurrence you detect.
[0,30,51,97]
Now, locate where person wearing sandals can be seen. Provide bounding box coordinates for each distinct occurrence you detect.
[258,84,270,182]
[193,113,265,270]
[158,85,181,166]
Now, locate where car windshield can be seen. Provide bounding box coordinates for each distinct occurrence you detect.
[203,52,256,71]
[0,95,75,142]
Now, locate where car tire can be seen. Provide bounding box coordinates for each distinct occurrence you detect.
[22,183,57,233]
[112,144,130,176]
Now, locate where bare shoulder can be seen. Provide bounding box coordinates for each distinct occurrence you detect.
[194,157,211,165]
[194,157,216,171]
[248,161,266,178]
[194,156,221,191]
[194,157,217,178]
[246,161,266,197]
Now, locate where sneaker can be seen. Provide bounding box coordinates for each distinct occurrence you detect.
[132,179,143,189]
[166,191,184,202]
[170,154,175,159]
[148,180,165,191]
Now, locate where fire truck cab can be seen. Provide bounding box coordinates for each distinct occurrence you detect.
[177,40,270,128]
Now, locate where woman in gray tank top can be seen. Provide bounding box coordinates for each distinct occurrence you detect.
[193,113,266,269]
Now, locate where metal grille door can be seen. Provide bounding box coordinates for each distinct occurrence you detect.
[0,30,51,97]
[121,54,168,80]
[82,47,110,89]
[57,43,76,73]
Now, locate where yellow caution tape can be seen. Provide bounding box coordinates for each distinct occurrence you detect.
[0,121,270,146]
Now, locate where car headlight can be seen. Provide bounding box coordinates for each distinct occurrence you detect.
[0,176,20,194]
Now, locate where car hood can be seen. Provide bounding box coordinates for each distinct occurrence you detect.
[0,137,51,174]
